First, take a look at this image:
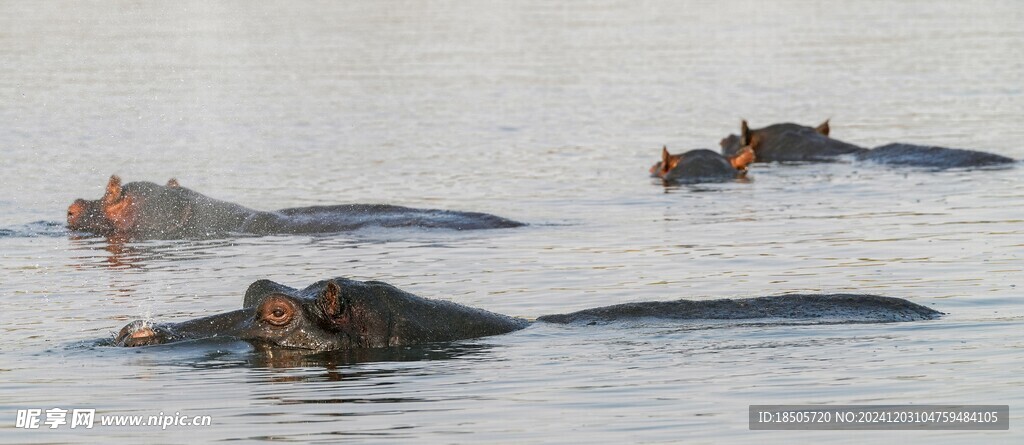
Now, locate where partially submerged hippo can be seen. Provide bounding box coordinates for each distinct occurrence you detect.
[720,119,863,163]
[114,277,942,350]
[721,120,1015,168]
[68,176,523,239]
[649,146,755,184]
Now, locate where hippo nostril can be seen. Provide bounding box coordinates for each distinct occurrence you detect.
[115,321,159,347]
[130,327,156,339]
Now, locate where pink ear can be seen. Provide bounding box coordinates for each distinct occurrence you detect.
[166,178,180,188]
[103,175,123,205]
[815,119,830,137]
[660,146,676,175]
[731,146,756,170]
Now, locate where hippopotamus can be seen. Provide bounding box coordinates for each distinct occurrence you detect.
[720,119,864,163]
[67,176,523,239]
[720,120,1015,168]
[649,146,755,184]
[114,277,942,350]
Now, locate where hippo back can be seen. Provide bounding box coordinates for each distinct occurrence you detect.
[537,294,941,324]
[264,204,525,232]
[859,143,1016,169]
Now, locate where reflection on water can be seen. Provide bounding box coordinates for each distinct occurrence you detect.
[66,236,244,270]
[247,343,496,371]
[93,336,494,368]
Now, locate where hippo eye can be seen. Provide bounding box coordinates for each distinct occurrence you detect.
[259,296,295,327]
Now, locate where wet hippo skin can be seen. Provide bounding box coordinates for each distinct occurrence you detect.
[116,278,530,350]
[114,277,942,351]
[720,120,1015,168]
[720,119,865,163]
[649,146,754,184]
[67,176,524,239]
[855,143,1015,168]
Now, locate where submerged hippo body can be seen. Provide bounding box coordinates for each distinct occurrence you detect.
[67,176,523,239]
[720,120,866,163]
[857,143,1015,169]
[535,294,940,324]
[650,147,754,184]
[721,120,1015,168]
[115,278,942,351]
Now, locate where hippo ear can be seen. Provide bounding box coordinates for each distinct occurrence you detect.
[744,133,762,152]
[730,146,756,170]
[317,280,343,318]
[740,120,751,146]
[660,146,681,174]
[102,175,123,205]
[815,119,830,137]
[166,178,180,188]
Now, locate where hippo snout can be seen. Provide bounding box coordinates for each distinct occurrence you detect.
[66,199,93,229]
[115,320,171,347]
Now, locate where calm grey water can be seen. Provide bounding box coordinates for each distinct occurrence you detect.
[1,1,1023,443]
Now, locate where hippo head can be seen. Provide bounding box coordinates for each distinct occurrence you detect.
[67,197,113,234]
[115,279,395,350]
[719,119,830,158]
[650,145,755,179]
[67,175,190,237]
